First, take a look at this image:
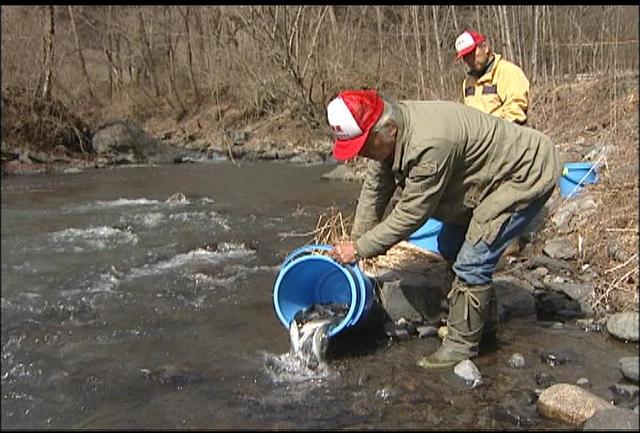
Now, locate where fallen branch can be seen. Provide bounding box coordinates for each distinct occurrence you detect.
[604,253,638,274]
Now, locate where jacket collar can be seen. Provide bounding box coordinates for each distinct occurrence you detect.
[391,103,408,172]
[470,53,502,83]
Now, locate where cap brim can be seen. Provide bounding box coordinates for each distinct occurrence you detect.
[456,45,476,58]
[332,132,369,161]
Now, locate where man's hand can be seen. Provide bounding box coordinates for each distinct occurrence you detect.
[330,242,358,264]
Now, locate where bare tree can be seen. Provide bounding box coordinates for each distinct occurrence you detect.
[431,6,444,90]
[179,7,201,103]
[40,5,55,100]
[67,6,94,99]
[411,6,425,99]
[532,6,540,81]
[137,8,161,98]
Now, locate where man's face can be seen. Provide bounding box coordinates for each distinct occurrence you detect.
[462,42,490,72]
[358,124,396,161]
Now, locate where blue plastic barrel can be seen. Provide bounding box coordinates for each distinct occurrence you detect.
[559,162,598,198]
[272,244,375,337]
[407,218,443,254]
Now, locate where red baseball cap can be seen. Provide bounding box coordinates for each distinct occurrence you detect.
[455,30,486,58]
[326,90,384,161]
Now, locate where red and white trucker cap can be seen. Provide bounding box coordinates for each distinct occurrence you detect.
[327,90,384,161]
[455,30,486,58]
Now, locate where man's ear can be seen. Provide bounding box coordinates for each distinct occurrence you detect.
[386,121,398,140]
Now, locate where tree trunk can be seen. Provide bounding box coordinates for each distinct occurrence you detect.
[327,5,339,53]
[532,6,539,82]
[163,7,185,112]
[412,6,425,98]
[137,8,161,98]
[374,6,384,86]
[500,5,515,60]
[181,6,201,102]
[431,6,444,91]
[67,5,94,99]
[451,5,459,34]
[41,5,55,100]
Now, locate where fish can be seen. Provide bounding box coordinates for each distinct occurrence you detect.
[311,321,330,364]
[288,303,349,370]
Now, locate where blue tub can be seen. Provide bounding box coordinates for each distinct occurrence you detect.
[407,218,443,254]
[559,162,598,198]
[272,244,375,338]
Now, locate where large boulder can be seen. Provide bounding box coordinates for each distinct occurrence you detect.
[493,275,537,321]
[91,120,180,164]
[375,268,446,324]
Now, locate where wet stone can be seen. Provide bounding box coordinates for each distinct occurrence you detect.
[606,312,639,342]
[576,318,605,333]
[416,325,438,338]
[454,360,483,388]
[507,353,527,369]
[576,377,591,388]
[610,383,640,400]
[540,348,577,367]
[383,323,411,340]
[375,387,398,402]
[493,275,537,319]
[554,309,582,320]
[537,383,613,426]
[544,282,595,301]
[535,372,556,387]
[583,407,640,431]
[619,356,639,383]
[492,405,534,428]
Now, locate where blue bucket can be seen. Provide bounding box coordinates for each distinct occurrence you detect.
[272,244,375,337]
[559,162,598,198]
[407,218,443,254]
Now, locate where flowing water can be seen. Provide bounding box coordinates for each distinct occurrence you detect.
[2,161,637,429]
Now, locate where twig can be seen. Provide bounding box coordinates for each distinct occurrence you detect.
[604,253,638,274]
[592,266,639,308]
[278,230,318,239]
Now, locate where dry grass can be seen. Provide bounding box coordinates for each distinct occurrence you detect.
[535,76,639,315]
[310,207,444,277]
[1,87,92,155]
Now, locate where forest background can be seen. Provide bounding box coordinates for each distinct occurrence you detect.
[1,5,638,313]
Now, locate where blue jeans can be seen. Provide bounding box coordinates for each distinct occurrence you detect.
[438,193,551,286]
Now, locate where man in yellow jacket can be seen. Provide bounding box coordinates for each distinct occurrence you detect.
[455,29,530,125]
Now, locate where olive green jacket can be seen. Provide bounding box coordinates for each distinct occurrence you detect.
[351,101,561,259]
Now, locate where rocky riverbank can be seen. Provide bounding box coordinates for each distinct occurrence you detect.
[2,76,637,429]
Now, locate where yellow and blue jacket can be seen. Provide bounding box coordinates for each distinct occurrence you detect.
[462,54,530,125]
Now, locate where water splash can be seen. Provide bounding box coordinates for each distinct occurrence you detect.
[49,226,138,251]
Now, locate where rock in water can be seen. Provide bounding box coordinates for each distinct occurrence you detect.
[537,383,613,425]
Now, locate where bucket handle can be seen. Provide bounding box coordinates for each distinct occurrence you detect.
[281,244,333,267]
